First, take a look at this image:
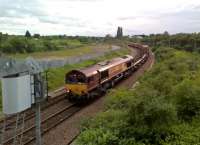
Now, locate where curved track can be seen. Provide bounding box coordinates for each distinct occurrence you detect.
[1,43,154,145]
[65,44,154,145]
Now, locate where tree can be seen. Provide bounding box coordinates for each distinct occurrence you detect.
[33,33,40,39]
[0,32,2,41]
[164,31,169,36]
[25,30,31,38]
[116,27,123,38]
[0,32,2,49]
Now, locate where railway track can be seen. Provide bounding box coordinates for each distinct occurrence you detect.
[1,93,66,131]
[1,43,153,145]
[0,90,67,145]
[3,102,81,145]
[64,44,154,145]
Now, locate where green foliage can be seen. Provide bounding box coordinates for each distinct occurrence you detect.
[33,34,40,39]
[154,47,175,61]
[105,88,134,110]
[25,30,31,38]
[128,96,177,144]
[140,32,200,53]
[77,110,127,145]
[43,40,59,51]
[77,128,118,145]
[77,47,200,145]
[173,80,200,121]
[0,34,101,54]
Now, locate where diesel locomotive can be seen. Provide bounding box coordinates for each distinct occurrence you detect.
[65,44,149,100]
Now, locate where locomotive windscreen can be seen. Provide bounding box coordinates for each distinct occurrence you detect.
[65,71,86,84]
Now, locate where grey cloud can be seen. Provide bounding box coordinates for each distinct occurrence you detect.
[71,0,98,1]
[117,16,137,21]
[153,6,200,33]
[38,16,79,25]
[193,5,200,10]
[0,0,47,18]
[117,14,162,21]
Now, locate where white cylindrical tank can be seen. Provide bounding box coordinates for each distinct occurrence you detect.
[2,75,32,115]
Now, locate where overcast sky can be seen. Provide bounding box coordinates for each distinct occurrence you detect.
[1,0,200,36]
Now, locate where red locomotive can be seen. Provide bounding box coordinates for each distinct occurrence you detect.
[65,44,149,101]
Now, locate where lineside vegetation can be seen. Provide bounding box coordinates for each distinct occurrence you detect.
[76,47,200,145]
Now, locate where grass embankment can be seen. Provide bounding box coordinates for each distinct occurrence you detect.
[47,48,130,91]
[76,47,200,145]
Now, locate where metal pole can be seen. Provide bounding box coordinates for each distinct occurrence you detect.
[13,113,20,145]
[0,115,6,145]
[45,71,49,99]
[34,73,42,145]
[19,113,26,145]
[35,99,41,145]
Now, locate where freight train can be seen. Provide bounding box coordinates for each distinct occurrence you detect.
[65,43,149,101]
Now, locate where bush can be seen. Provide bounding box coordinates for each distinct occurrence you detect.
[154,47,175,61]
[77,110,127,145]
[105,88,134,110]
[1,37,36,53]
[76,128,118,145]
[43,40,59,51]
[173,80,200,121]
[128,96,177,144]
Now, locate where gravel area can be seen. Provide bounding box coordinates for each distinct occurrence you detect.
[30,47,155,145]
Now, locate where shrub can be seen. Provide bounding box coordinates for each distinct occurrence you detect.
[128,96,177,144]
[105,88,134,110]
[77,110,127,145]
[174,80,200,121]
[76,128,118,145]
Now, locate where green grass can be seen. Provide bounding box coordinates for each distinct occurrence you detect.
[9,45,92,59]
[8,44,112,59]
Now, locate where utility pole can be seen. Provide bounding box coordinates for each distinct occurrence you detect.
[35,100,41,145]
[34,74,42,145]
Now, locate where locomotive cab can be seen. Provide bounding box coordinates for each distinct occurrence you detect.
[65,70,88,96]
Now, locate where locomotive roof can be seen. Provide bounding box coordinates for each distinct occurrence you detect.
[69,55,133,77]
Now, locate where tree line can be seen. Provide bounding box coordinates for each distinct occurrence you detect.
[0,31,103,54]
[139,32,200,52]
